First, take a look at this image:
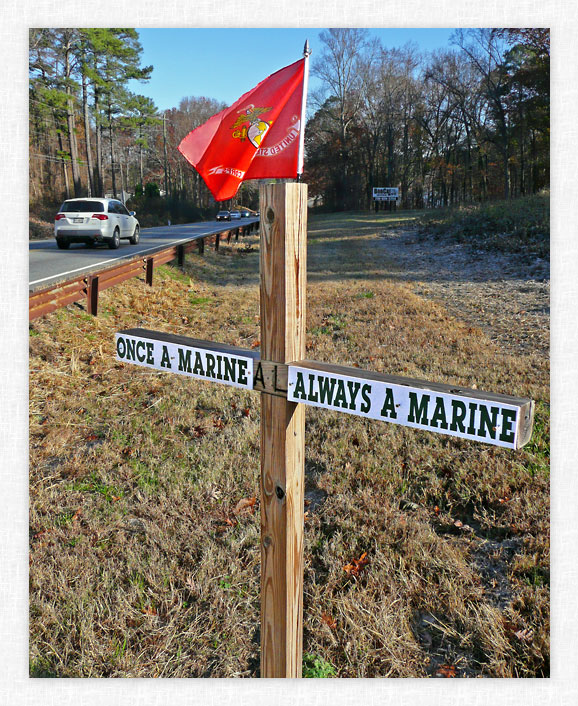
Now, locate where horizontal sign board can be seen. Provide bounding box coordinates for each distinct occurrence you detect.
[116,329,255,390]
[115,330,534,449]
[115,328,289,396]
[287,361,534,450]
[373,187,398,200]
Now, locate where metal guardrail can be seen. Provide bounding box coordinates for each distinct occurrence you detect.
[29,220,259,321]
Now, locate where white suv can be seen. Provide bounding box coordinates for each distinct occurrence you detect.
[54,198,140,250]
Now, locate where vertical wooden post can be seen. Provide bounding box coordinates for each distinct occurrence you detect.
[87,274,99,316]
[259,182,307,678]
[177,244,185,267]
[145,257,154,286]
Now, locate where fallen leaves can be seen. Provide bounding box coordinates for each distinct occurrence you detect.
[233,496,256,516]
[514,628,534,643]
[435,664,457,678]
[32,528,52,542]
[453,519,473,532]
[502,618,535,644]
[212,417,225,431]
[215,496,258,533]
[321,613,337,630]
[344,552,370,577]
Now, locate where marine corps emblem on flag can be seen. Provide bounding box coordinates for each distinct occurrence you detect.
[231,106,272,148]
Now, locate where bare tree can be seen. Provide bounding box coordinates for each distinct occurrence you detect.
[451,29,512,199]
[312,28,371,209]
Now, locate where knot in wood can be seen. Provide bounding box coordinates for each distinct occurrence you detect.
[266,207,275,224]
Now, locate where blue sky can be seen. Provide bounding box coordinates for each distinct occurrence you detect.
[130,28,456,112]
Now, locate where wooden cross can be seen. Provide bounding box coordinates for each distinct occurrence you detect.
[115,182,534,678]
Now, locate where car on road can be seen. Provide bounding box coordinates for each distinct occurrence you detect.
[216,210,230,221]
[230,210,241,220]
[240,209,251,217]
[54,198,140,250]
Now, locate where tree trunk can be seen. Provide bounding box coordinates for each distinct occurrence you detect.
[503,148,510,200]
[94,90,104,196]
[387,125,395,185]
[108,106,117,198]
[57,130,70,199]
[65,44,82,197]
[163,112,168,198]
[139,128,144,187]
[82,71,94,196]
[119,150,126,201]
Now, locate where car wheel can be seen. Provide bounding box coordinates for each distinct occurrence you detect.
[129,224,140,245]
[109,228,120,250]
[56,239,70,250]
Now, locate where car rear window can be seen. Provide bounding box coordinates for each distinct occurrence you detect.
[60,201,105,213]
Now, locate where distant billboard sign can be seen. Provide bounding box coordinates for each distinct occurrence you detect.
[373,187,398,201]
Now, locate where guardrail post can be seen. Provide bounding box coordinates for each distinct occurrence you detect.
[197,238,205,255]
[215,233,220,251]
[146,257,154,286]
[177,244,185,268]
[86,275,99,316]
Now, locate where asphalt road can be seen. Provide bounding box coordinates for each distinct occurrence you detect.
[29,218,259,292]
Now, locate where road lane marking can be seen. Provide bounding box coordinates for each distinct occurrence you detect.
[30,234,213,286]
[29,220,258,287]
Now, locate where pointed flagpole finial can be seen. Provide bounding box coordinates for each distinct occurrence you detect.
[303,39,311,57]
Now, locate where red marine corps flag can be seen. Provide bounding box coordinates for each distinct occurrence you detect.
[178,43,310,202]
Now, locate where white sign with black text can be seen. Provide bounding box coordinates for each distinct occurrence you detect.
[373,187,399,201]
[287,364,530,450]
[115,331,254,390]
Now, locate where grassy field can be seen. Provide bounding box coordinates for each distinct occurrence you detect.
[29,208,549,678]
[417,192,549,260]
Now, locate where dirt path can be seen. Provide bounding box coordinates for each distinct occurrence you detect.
[376,226,550,358]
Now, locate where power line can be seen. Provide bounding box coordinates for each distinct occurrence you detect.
[31,153,89,167]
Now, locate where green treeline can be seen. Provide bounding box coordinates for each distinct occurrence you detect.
[29,28,231,219]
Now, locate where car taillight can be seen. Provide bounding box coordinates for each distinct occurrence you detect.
[92,214,108,220]
[55,214,66,220]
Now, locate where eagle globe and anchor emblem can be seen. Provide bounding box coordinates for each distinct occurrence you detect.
[231,105,272,148]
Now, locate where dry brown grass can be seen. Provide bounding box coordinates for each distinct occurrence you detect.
[29,210,549,678]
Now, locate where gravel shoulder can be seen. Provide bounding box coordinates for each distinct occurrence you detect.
[377,227,550,358]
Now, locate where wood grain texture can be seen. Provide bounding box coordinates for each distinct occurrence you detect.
[259,182,307,678]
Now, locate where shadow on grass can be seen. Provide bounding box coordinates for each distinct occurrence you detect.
[184,209,526,293]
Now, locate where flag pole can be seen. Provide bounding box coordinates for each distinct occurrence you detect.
[296,40,311,181]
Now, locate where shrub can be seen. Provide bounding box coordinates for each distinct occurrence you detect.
[418,192,549,259]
